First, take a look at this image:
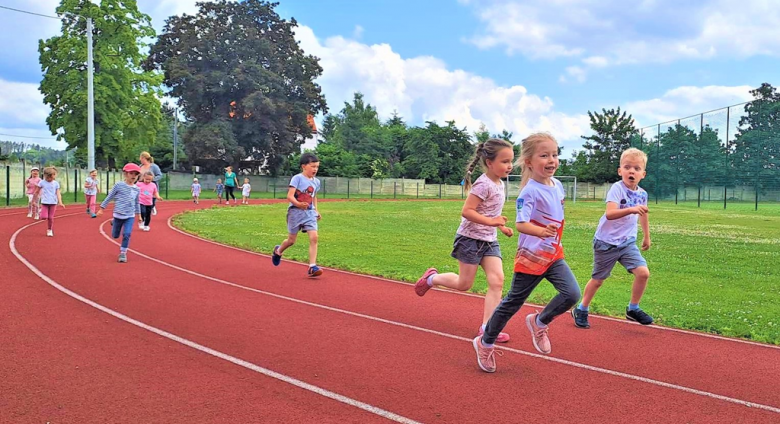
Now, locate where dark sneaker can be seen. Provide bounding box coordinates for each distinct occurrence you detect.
[308,265,323,277]
[271,245,282,266]
[626,307,654,325]
[571,307,590,329]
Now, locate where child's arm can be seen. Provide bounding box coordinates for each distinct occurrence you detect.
[605,202,648,220]
[313,192,321,219]
[155,185,163,200]
[56,188,64,207]
[99,184,118,212]
[287,187,308,209]
[640,213,651,250]
[461,194,507,227]
[516,221,557,238]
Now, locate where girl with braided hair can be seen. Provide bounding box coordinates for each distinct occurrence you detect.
[414,138,515,343]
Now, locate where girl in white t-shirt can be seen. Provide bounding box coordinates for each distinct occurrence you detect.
[240,178,251,204]
[415,138,515,343]
[34,166,65,237]
[473,133,581,373]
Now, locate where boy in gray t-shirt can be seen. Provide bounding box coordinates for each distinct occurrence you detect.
[572,148,654,328]
[271,153,323,277]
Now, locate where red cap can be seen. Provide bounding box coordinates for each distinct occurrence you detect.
[123,163,141,173]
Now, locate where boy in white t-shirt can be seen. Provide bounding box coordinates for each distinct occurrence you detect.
[572,148,653,328]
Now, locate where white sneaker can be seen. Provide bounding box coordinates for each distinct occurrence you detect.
[143,226,150,232]
[27,212,32,218]
[46,230,53,237]
[152,207,157,215]
[34,214,40,220]
[139,223,144,230]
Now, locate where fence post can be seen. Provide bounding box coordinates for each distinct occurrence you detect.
[322,179,326,198]
[273,183,276,199]
[697,185,701,208]
[394,182,396,199]
[439,184,442,199]
[347,179,350,199]
[74,169,78,202]
[461,184,464,199]
[165,174,169,199]
[417,183,419,199]
[105,170,109,193]
[371,180,373,199]
[5,165,9,206]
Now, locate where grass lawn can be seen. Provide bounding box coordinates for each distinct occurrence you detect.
[175,199,780,344]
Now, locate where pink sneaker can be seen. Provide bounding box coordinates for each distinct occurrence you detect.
[414,268,437,297]
[478,327,510,343]
[526,313,551,354]
[472,336,500,373]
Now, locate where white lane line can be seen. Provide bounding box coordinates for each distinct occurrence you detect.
[165,214,780,352]
[9,220,422,424]
[104,220,780,415]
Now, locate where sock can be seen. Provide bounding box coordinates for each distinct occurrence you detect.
[120,248,127,254]
[536,315,548,328]
[482,339,494,349]
[628,303,640,311]
[426,273,436,287]
[309,263,316,268]
[578,304,589,312]
[481,323,487,331]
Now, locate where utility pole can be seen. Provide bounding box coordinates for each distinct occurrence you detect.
[87,17,95,171]
[173,109,178,169]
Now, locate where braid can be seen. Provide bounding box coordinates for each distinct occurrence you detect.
[464,143,485,192]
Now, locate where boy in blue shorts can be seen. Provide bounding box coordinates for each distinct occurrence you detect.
[271,153,323,277]
[572,148,653,328]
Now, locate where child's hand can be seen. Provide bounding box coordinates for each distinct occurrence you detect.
[500,225,513,238]
[491,216,508,227]
[316,211,322,220]
[58,202,65,208]
[632,205,649,216]
[539,223,558,238]
[642,237,652,251]
[298,201,310,210]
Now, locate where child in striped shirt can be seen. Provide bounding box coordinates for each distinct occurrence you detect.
[98,163,141,263]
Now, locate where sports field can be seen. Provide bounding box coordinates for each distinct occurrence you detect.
[175,199,780,345]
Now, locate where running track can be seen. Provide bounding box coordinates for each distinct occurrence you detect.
[2,201,779,423]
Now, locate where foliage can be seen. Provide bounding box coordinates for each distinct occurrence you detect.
[579,107,639,183]
[39,0,162,168]
[146,0,327,175]
[731,83,780,191]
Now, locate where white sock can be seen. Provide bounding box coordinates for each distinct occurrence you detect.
[536,315,548,329]
[309,263,316,267]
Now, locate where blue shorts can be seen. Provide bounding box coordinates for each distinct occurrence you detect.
[450,234,502,265]
[287,207,318,234]
[591,238,647,280]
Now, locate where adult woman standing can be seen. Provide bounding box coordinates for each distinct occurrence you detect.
[224,165,239,205]
[139,151,163,215]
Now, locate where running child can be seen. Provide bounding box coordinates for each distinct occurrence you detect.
[415,138,515,343]
[240,178,251,204]
[25,167,41,219]
[572,148,653,328]
[473,133,581,373]
[137,171,162,232]
[84,169,100,218]
[271,153,323,277]
[98,163,141,263]
[191,178,201,204]
[34,166,65,237]
[214,178,225,204]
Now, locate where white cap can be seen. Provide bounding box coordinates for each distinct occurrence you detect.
[31,166,40,171]
[193,178,198,181]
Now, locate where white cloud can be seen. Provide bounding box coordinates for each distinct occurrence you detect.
[295,25,591,155]
[353,25,364,39]
[464,0,780,66]
[625,85,754,128]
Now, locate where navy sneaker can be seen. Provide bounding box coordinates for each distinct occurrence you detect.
[308,265,323,277]
[571,307,590,329]
[626,307,654,325]
[271,245,282,266]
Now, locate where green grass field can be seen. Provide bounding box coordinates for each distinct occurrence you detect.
[173,200,778,344]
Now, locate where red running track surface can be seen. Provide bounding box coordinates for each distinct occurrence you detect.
[2,200,779,423]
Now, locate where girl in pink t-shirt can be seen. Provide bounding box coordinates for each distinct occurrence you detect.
[414,138,515,343]
[25,167,41,219]
[136,171,162,232]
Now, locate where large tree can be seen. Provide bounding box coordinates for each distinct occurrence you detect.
[580,107,639,183]
[39,0,162,168]
[146,0,327,174]
[731,83,780,190]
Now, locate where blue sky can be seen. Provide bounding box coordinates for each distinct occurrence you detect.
[1,0,778,156]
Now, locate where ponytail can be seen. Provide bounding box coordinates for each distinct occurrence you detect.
[463,143,484,192]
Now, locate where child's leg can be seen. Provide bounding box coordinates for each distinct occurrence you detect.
[141,205,152,226]
[479,256,505,325]
[112,218,124,239]
[579,278,605,308]
[89,194,97,214]
[537,260,581,325]
[306,230,318,265]
[629,266,650,305]
[27,194,34,215]
[430,262,479,291]
[482,272,545,345]
[45,205,56,230]
[120,217,134,252]
[277,233,297,254]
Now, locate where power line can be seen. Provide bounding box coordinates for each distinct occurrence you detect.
[0,5,60,20]
[0,132,60,140]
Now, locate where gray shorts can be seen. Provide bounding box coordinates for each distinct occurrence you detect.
[287,207,318,234]
[450,234,502,265]
[592,238,647,280]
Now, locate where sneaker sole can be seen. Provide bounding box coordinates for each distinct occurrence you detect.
[472,337,495,373]
[272,246,282,266]
[414,268,437,297]
[526,314,551,354]
[309,270,323,277]
[571,309,590,329]
[626,314,654,325]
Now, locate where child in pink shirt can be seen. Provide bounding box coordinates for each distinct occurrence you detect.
[136,171,162,232]
[25,167,41,219]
